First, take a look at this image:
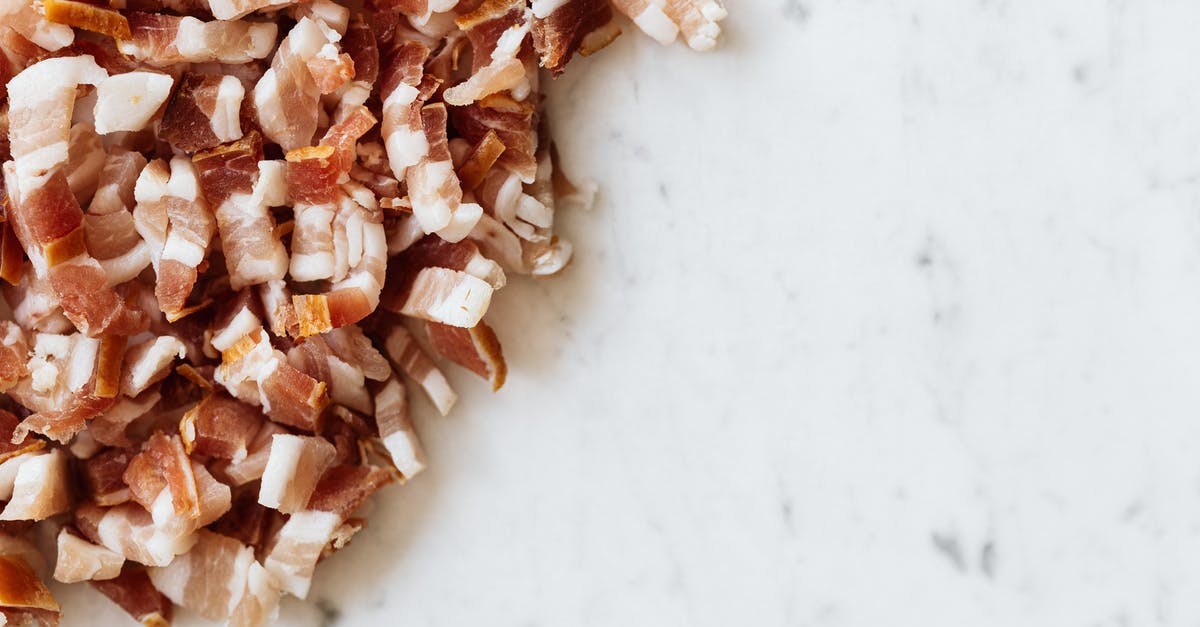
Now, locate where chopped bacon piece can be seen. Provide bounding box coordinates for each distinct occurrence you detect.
[407,103,484,240]
[146,530,253,621]
[261,509,338,598]
[0,0,73,52]
[287,335,372,414]
[43,0,130,39]
[54,528,124,584]
[374,376,426,478]
[161,73,246,153]
[258,434,335,513]
[0,552,60,627]
[531,0,620,75]
[79,447,133,506]
[457,129,507,191]
[607,0,678,45]
[0,449,69,521]
[450,94,539,183]
[120,337,186,397]
[427,319,506,390]
[307,464,394,519]
[122,432,200,520]
[193,134,289,290]
[0,323,27,392]
[445,0,530,106]
[180,392,263,460]
[213,420,285,486]
[379,41,430,183]
[118,13,278,67]
[253,17,342,151]
[376,323,457,415]
[90,564,172,627]
[229,560,280,627]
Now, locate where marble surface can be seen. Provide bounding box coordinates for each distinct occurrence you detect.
[57,1,1200,625]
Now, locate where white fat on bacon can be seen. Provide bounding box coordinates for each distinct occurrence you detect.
[0,0,73,51]
[257,434,335,513]
[374,377,426,479]
[609,0,724,50]
[262,509,338,598]
[399,267,493,327]
[120,336,187,397]
[206,0,295,20]
[380,325,457,416]
[6,55,106,184]
[147,530,254,621]
[444,10,531,106]
[93,72,175,135]
[53,529,124,584]
[0,449,70,521]
[254,17,343,151]
[119,13,278,66]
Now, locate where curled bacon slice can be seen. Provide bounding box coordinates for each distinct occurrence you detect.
[407,103,484,241]
[376,323,456,415]
[445,0,530,106]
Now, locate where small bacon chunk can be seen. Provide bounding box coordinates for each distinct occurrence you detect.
[608,0,678,45]
[118,13,278,67]
[43,0,131,39]
[427,320,507,390]
[0,449,70,521]
[377,324,457,415]
[193,134,289,290]
[79,447,133,506]
[307,464,394,519]
[531,0,619,75]
[89,390,160,448]
[213,421,285,486]
[90,564,172,627]
[54,528,124,584]
[374,376,426,478]
[0,323,27,392]
[258,434,335,513]
[407,103,484,240]
[123,432,200,520]
[229,561,280,627]
[146,530,254,621]
[445,1,530,106]
[379,41,430,184]
[661,0,726,51]
[450,94,539,183]
[0,0,73,52]
[0,552,60,627]
[261,509,338,598]
[6,55,105,181]
[77,502,194,567]
[180,393,263,460]
[161,73,245,153]
[253,17,343,151]
[121,337,187,397]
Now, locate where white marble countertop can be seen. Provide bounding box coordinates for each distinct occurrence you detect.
[57,1,1200,625]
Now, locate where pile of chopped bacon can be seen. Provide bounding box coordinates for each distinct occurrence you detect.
[0,0,723,624]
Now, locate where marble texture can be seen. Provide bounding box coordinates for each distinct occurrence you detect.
[56,1,1200,626]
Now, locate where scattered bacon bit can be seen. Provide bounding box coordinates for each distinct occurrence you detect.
[427,320,507,390]
[43,0,132,39]
[0,2,723,622]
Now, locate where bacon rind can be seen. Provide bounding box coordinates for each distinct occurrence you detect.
[43,0,131,40]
